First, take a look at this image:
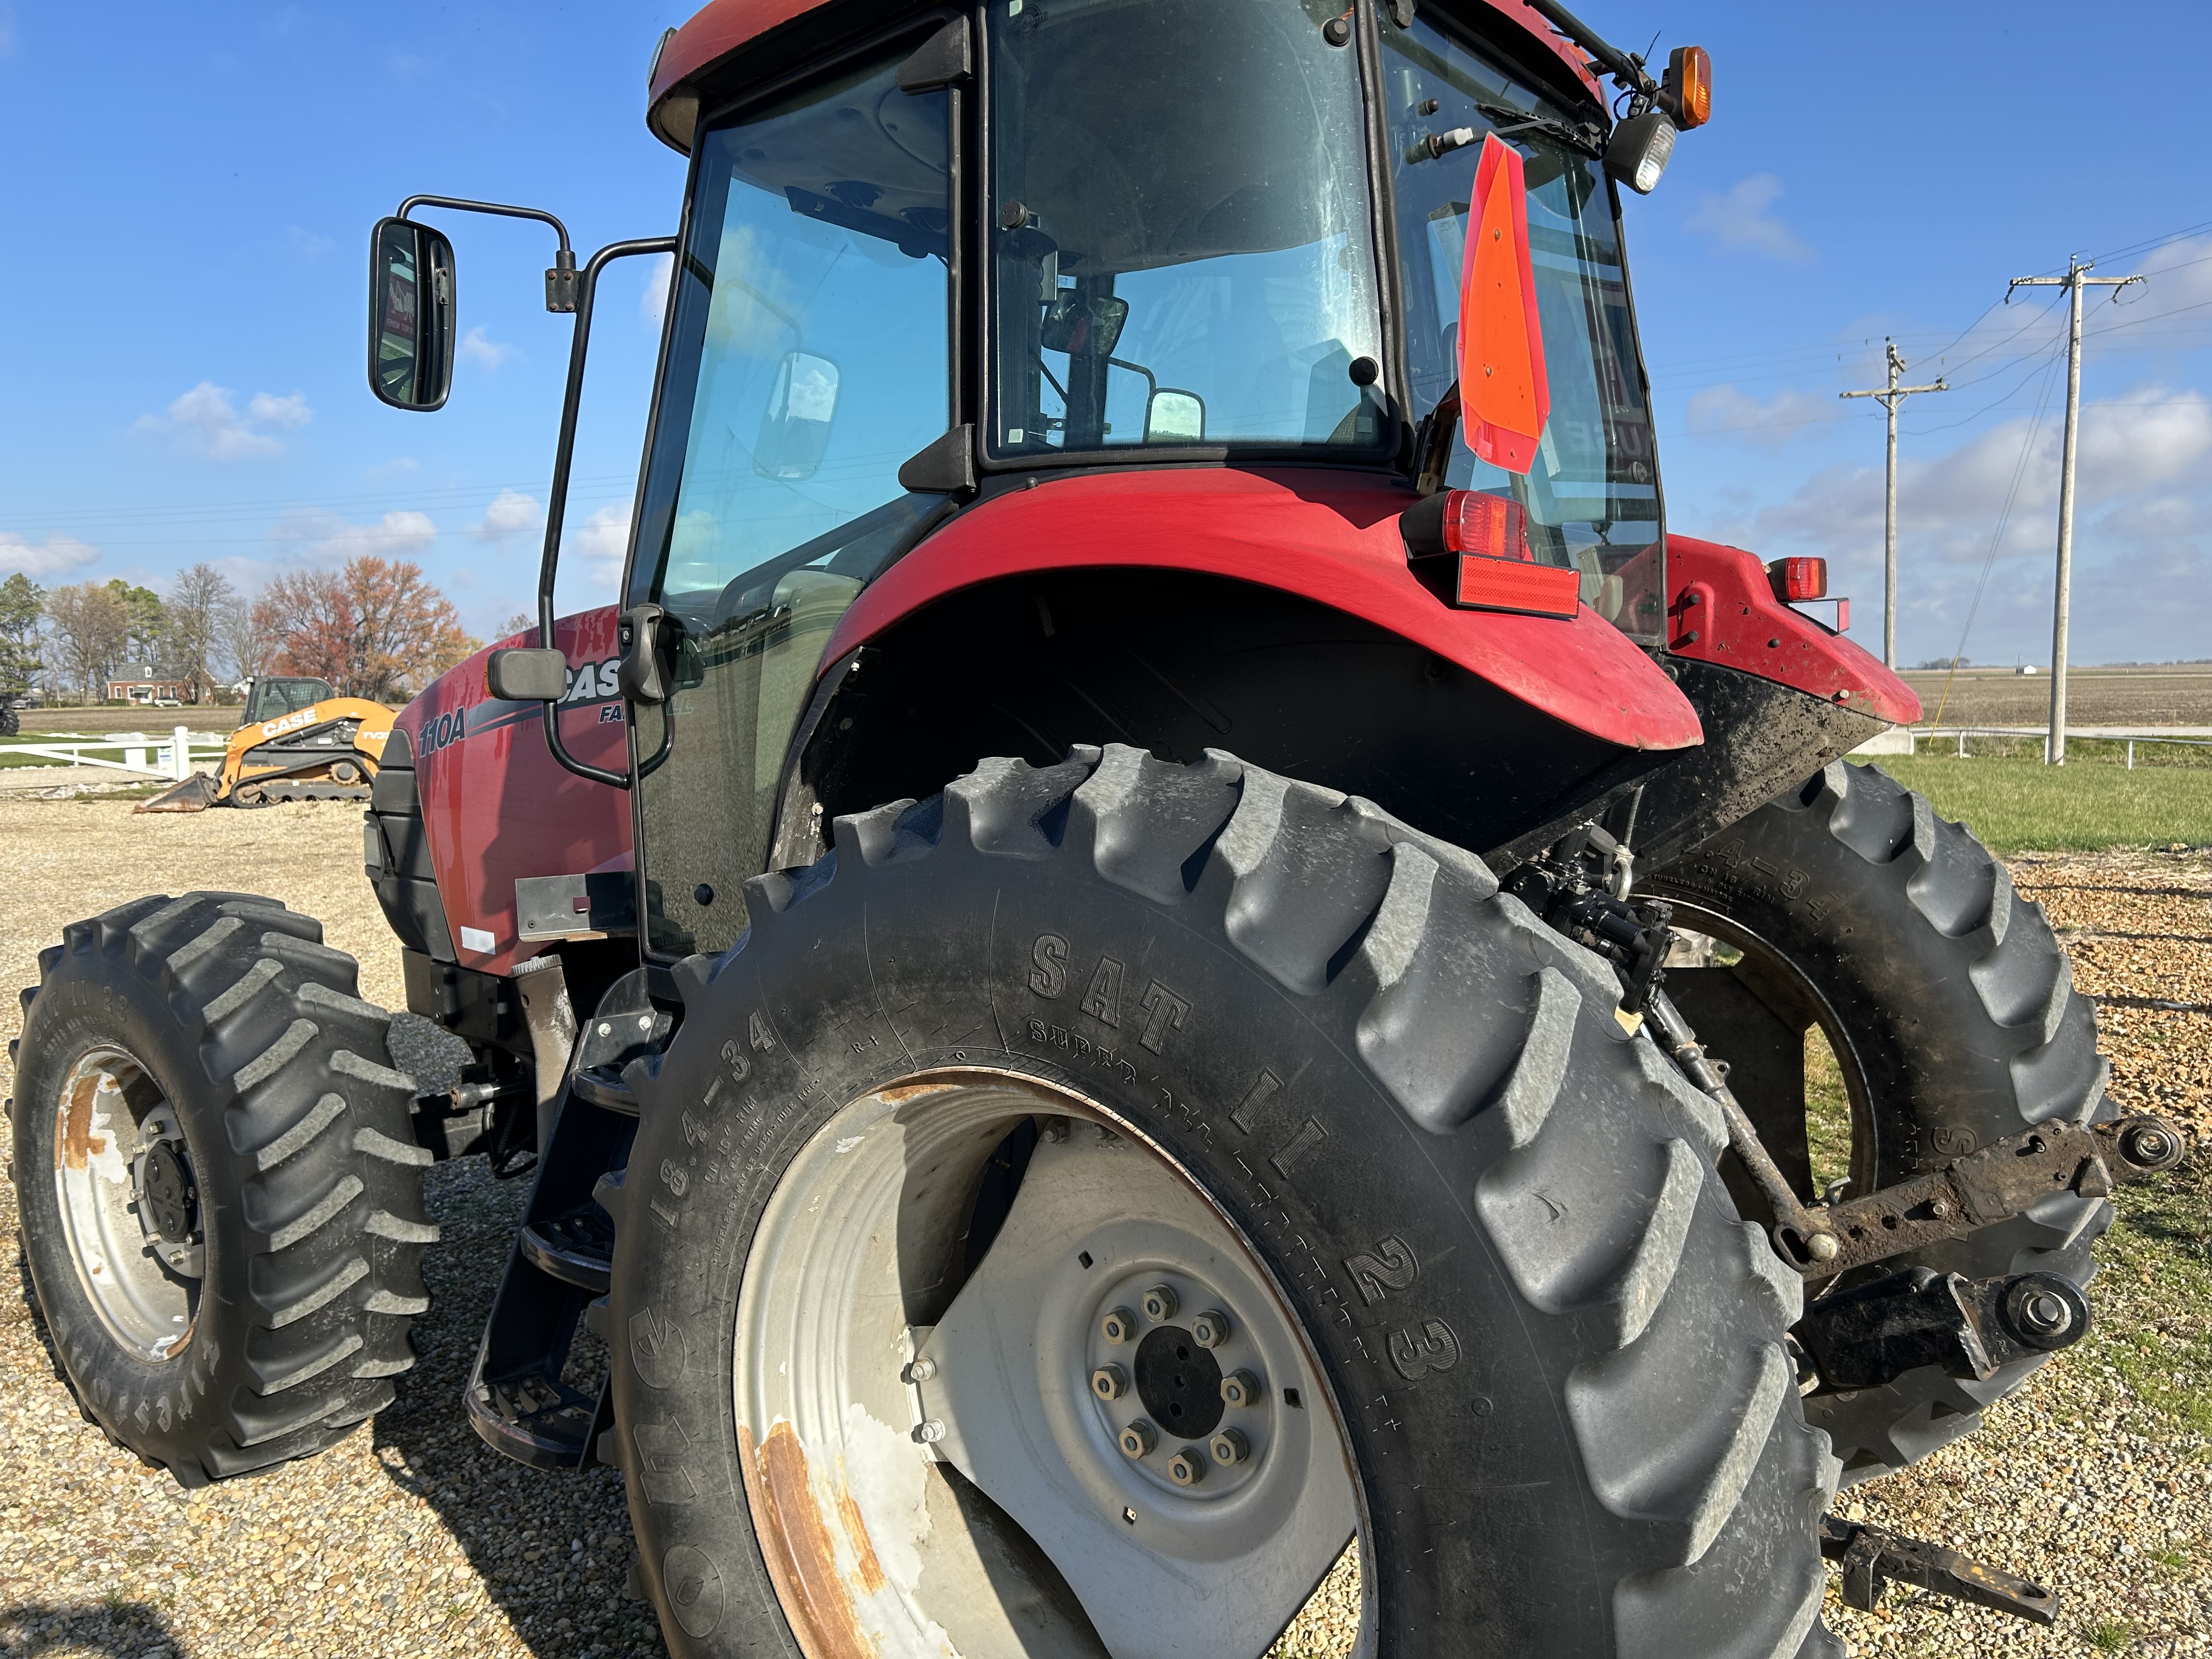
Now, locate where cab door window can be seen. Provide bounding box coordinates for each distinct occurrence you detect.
[631,40,955,956]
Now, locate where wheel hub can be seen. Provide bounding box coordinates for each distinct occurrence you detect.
[137,1138,199,1245]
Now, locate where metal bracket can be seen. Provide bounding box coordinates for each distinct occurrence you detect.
[1822,1515,2058,1626]
[1796,1267,2089,1391]
[515,871,639,940]
[1785,1114,2185,1282]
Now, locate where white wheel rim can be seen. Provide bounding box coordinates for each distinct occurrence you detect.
[51,1046,200,1361]
[732,1070,1362,1658]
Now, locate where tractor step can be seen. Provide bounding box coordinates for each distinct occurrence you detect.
[465,1365,610,1471]
[570,1065,639,1115]
[1820,1515,2058,1625]
[517,1204,615,1294]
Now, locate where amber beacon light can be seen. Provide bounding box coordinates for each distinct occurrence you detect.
[1665,46,1712,128]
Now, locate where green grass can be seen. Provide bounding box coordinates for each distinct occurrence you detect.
[1803,1034,1853,1195]
[2086,1152,2212,1440]
[1860,755,2212,852]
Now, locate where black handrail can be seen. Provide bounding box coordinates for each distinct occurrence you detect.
[533,237,679,788]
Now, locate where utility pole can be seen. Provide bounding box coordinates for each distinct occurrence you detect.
[1840,339,1947,671]
[2007,257,2143,764]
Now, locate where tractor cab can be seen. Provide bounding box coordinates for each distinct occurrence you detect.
[236,675,336,727]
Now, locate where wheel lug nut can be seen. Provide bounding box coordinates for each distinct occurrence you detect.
[1167,1446,1206,1486]
[1091,1363,1128,1401]
[1190,1309,1231,1348]
[1208,1427,1250,1466]
[1141,1284,1178,1323]
[1220,1368,1261,1408]
[1101,1306,1138,1344]
[1118,1420,1157,1459]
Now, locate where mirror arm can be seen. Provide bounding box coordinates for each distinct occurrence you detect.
[394,196,583,311]
[536,235,681,791]
[396,194,574,255]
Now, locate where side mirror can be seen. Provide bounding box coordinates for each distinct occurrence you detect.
[486,647,570,703]
[368,217,456,411]
[754,351,840,479]
[1457,134,1549,475]
[1145,388,1205,443]
[1041,292,1128,357]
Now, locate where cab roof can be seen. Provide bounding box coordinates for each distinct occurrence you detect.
[646,0,1602,153]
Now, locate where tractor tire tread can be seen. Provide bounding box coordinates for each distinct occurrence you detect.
[10,890,430,1485]
[618,745,1836,1657]
[1645,762,2109,1485]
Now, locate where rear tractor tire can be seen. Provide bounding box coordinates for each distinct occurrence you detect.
[9,891,435,1485]
[605,746,1839,1658]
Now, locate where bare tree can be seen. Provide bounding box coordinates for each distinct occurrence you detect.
[42,582,133,703]
[166,563,234,703]
[219,592,276,689]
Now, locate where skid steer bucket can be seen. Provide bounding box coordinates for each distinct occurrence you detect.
[134,772,218,813]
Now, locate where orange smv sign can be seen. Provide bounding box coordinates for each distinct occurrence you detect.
[1457,133,1550,476]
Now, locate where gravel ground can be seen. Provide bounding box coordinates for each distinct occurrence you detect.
[2,801,2206,1657]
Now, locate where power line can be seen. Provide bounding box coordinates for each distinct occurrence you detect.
[1927,345,2067,732]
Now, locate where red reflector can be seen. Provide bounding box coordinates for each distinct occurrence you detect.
[1455,554,1581,618]
[1767,556,1826,601]
[1442,491,1531,560]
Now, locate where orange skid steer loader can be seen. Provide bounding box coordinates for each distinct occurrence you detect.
[139,674,395,811]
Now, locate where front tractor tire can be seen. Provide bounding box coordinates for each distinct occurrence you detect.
[1643,760,2111,1483]
[10,892,435,1485]
[605,746,1839,1658]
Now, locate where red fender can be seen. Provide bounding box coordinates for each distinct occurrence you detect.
[397,608,634,975]
[822,468,1702,753]
[1663,535,1920,726]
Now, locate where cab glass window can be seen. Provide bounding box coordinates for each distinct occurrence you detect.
[632,41,954,955]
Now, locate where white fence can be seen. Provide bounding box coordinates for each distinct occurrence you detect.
[1858,725,2212,768]
[0,725,229,780]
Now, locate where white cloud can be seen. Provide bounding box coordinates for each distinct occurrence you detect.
[641,253,674,329]
[1683,385,1833,449]
[134,381,313,461]
[572,503,633,586]
[248,391,313,428]
[2126,234,2212,312]
[472,488,544,543]
[281,225,334,260]
[1685,174,1810,263]
[1696,383,2212,665]
[459,326,516,371]
[272,507,439,565]
[0,531,99,577]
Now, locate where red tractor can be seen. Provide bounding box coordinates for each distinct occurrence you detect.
[11,0,2185,1652]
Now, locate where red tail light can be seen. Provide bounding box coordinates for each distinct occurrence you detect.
[1441,491,1530,560]
[1767,557,1826,601]
[1401,490,1581,619]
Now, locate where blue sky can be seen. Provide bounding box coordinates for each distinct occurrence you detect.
[3,1,2207,667]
